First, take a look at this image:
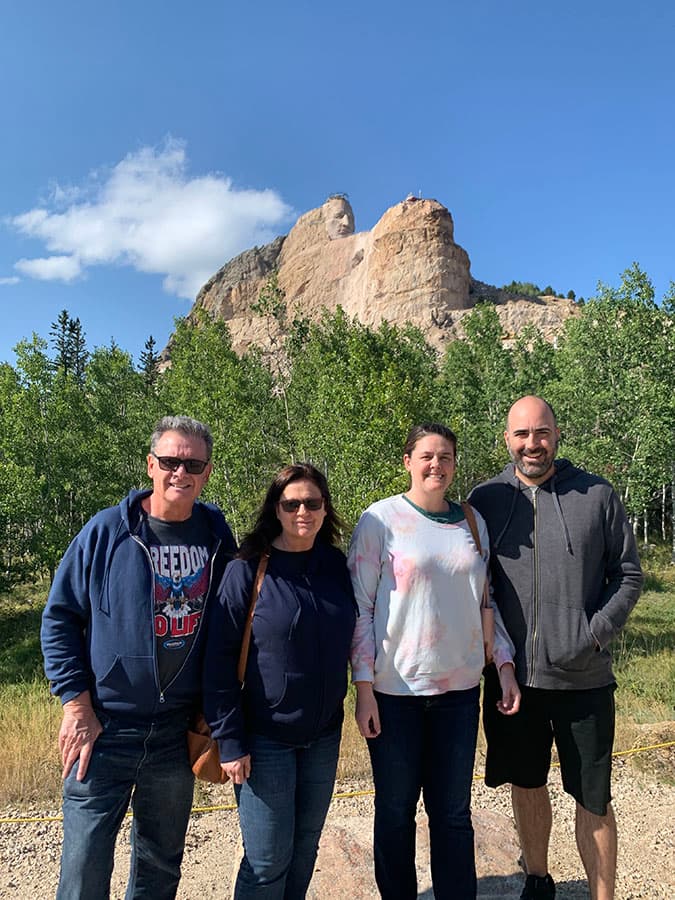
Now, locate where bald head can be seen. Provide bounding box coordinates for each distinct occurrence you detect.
[505,396,560,485]
[506,396,557,431]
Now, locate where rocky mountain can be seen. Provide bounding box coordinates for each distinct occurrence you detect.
[179,195,577,356]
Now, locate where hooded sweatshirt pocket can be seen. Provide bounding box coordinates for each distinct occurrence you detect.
[97,654,155,702]
[539,602,596,672]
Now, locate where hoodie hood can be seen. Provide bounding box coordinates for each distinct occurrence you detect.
[118,488,232,541]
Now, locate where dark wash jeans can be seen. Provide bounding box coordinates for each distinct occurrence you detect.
[368,687,480,900]
[57,709,194,900]
[233,726,341,899]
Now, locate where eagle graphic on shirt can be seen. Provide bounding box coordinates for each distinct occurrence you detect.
[151,544,210,644]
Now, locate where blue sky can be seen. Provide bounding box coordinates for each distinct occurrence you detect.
[2,1,673,366]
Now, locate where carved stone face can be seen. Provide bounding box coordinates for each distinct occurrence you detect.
[324,197,355,240]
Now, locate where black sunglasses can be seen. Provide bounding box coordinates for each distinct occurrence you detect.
[278,497,324,513]
[151,452,209,475]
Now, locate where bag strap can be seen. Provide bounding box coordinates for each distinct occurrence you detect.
[461,502,490,611]
[461,501,481,553]
[236,553,269,685]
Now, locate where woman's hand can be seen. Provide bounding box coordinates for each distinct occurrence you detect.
[354,681,381,738]
[223,754,251,784]
[496,663,521,715]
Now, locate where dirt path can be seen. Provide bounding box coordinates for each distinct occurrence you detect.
[2,753,673,899]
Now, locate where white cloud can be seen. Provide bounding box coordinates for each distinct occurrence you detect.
[9,139,294,298]
[15,256,82,282]
[0,276,20,285]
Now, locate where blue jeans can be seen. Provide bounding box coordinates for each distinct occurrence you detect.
[57,710,194,900]
[233,726,341,899]
[368,688,480,900]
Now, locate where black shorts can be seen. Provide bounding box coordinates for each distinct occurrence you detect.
[482,664,615,815]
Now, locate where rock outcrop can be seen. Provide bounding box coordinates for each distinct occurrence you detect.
[184,195,577,356]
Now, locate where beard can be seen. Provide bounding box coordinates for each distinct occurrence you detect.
[507,440,558,481]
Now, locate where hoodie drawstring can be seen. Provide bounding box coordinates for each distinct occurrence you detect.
[495,471,573,556]
[551,475,573,554]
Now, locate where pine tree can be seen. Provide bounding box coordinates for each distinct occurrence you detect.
[139,335,160,391]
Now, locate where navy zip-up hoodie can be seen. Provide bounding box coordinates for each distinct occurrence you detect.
[203,543,357,761]
[469,460,643,690]
[41,489,236,718]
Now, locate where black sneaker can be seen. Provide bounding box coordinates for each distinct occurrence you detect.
[520,873,556,899]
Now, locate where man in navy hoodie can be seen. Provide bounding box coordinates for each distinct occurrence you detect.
[470,396,642,900]
[41,415,236,900]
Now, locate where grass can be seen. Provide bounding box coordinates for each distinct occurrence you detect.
[0,578,65,803]
[0,679,63,804]
[613,544,675,722]
[0,579,48,685]
[1,547,673,805]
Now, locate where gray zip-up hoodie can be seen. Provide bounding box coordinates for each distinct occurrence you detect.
[469,460,643,690]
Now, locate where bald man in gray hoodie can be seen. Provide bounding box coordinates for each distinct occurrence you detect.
[470,396,642,900]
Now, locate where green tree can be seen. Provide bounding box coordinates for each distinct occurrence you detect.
[284,309,438,529]
[250,271,298,452]
[50,309,88,384]
[436,304,514,496]
[10,336,92,578]
[159,312,285,538]
[501,281,541,297]
[0,459,43,589]
[510,323,557,401]
[0,362,43,587]
[139,335,161,393]
[84,343,156,510]
[550,264,675,536]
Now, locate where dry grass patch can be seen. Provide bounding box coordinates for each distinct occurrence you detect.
[0,679,63,803]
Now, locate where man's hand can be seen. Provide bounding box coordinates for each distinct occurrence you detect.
[354,681,381,738]
[223,755,251,784]
[59,691,103,781]
[496,663,521,716]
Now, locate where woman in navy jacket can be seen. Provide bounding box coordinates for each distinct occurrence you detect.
[204,463,356,899]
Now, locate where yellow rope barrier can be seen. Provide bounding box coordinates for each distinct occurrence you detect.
[1,740,672,826]
[611,740,675,758]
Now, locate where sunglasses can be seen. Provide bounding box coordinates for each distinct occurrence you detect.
[151,452,209,475]
[278,497,324,513]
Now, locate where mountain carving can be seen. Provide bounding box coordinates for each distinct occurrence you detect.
[184,195,577,354]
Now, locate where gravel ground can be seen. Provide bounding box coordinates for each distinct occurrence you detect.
[2,748,673,899]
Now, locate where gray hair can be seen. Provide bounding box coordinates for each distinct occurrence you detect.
[150,416,213,460]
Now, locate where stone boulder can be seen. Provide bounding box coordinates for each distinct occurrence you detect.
[181,195,577,357]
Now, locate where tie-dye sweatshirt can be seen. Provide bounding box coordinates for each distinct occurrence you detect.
[348,494,514,696]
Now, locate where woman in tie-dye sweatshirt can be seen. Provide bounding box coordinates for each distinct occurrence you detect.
[348,423,520,900]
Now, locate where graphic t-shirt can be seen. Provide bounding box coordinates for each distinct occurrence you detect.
[142,507,213,690]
